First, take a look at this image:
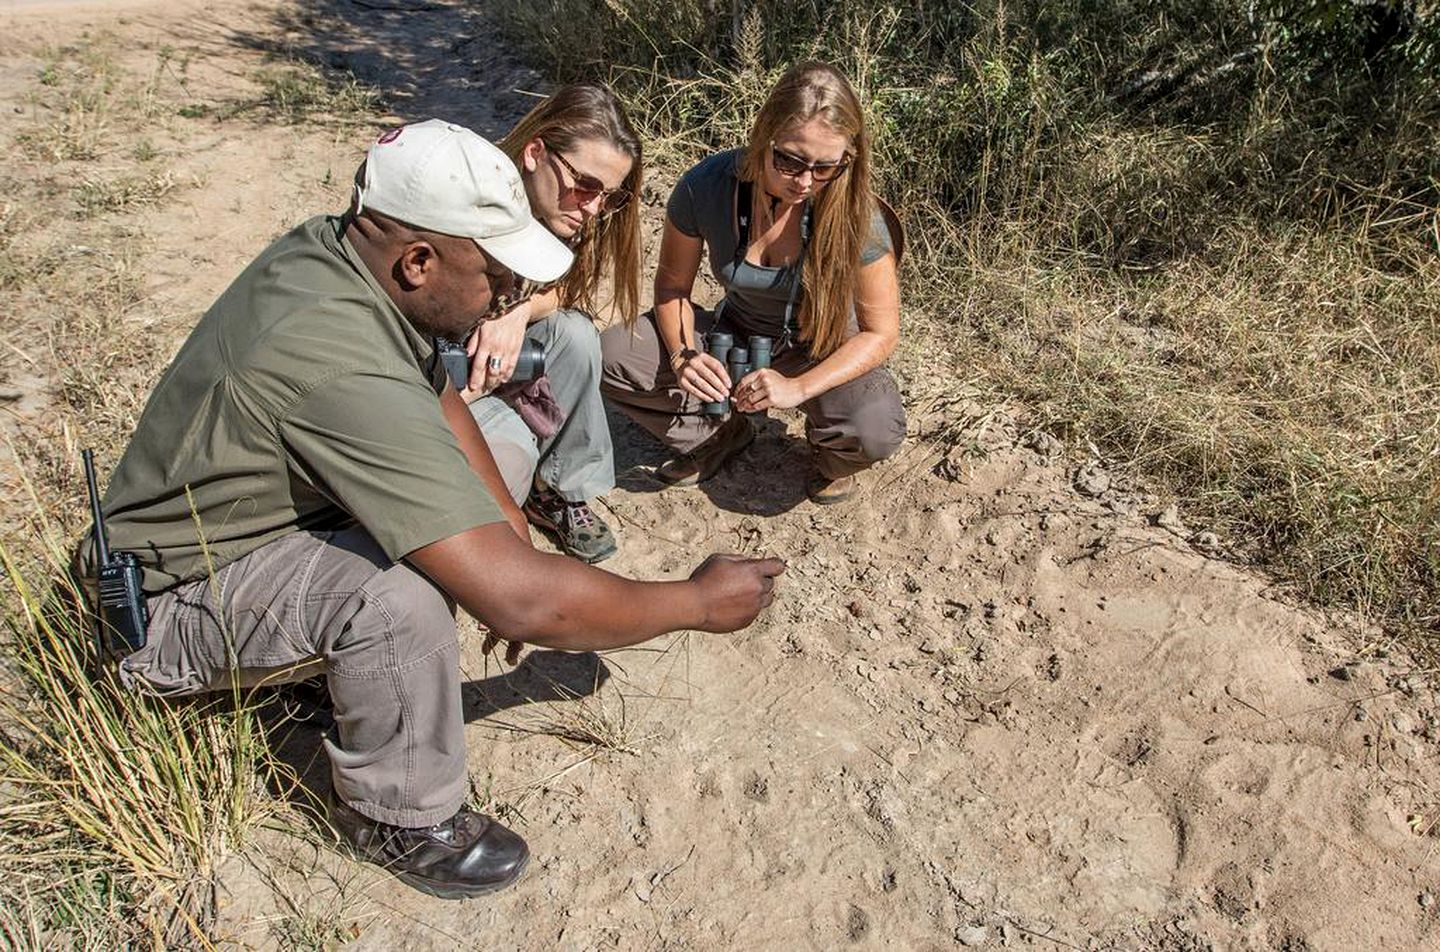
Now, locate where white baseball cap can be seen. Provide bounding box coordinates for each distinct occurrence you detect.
[354,119,573,284]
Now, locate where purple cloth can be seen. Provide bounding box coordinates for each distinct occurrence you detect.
[495,374,565,440]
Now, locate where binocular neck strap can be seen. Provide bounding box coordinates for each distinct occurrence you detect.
[734,178,811,350]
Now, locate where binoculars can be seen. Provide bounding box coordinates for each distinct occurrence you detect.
[437,337,546,391]
[701,333,774,415]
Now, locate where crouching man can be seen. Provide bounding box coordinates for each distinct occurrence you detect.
[76,120,783,900]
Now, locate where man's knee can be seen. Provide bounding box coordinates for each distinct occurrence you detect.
[343,560,458,663]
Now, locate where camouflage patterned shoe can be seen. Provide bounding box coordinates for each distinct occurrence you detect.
[523,487,618,563]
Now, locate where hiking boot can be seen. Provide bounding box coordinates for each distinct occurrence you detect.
[328,792,529,900]
[806,470,859,505]
[524,487,617,563]
[655,414,755,487]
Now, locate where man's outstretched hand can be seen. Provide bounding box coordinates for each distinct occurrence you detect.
[689,554,786,632]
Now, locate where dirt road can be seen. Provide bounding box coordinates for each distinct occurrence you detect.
[3,1,1437,948]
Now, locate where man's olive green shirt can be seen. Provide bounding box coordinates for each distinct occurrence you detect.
[89,215,503,593]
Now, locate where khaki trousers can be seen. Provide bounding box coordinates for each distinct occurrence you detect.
[118,526,466,828]
[600,309,906,478]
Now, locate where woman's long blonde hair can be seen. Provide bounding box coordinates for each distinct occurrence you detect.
[739,62,875,360]
[500,84,643,322]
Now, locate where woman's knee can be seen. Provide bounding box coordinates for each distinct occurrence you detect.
[600,311,663,391]
[855,405,906,462]
[545,309,601,353]
[812,374,907,463]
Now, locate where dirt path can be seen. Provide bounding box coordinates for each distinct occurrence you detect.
[3,1,1438,948]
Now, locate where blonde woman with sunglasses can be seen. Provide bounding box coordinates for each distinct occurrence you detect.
[463,84,643,561]
[601,61,905,504]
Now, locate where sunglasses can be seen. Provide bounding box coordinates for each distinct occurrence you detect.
[543,141,633,212]
[769,142,851,182]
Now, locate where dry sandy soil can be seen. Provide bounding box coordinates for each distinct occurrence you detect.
[3,1,1439,949]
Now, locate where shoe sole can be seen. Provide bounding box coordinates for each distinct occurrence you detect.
[523,503,618,564]
[393,850,530,900]
[807,476,858,505]
[656,419,756,488]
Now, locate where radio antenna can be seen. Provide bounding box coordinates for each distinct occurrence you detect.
[82,449,111,565]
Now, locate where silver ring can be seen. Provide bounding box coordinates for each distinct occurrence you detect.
[487,356,502,371]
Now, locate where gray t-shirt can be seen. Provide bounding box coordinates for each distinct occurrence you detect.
[666,148,893,339]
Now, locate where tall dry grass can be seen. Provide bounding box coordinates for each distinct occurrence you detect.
[0,519,282,947]
[485,0,1440,640]
[0,36,365,943]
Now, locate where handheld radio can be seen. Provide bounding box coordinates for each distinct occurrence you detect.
[83,449,148,656]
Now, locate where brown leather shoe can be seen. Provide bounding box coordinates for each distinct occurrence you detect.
[806,471,858,505]
[655,414,755,487]
[328,792,529,899]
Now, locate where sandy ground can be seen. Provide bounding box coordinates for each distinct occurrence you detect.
[3,1,1439,949]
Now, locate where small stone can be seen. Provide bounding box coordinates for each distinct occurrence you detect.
[1420,890,1435,909]
[1153,504,1185,534]
[957,924,989,946]
[1074,462,1110,497]
[1330,664,1356,682]
[1393,712,1417,735]
[1104,496,1137,516]
[1192,531,1222,554]
[1023,430,1063,458]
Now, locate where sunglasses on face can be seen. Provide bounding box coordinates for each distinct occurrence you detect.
[542,141,633,213]
[769,142,851,182]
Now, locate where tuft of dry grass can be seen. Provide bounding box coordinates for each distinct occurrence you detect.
[0,514,286,945]
[235,62,382,126]
[494,684,649,756]
[71,170,180,218]
[0,35,310,943]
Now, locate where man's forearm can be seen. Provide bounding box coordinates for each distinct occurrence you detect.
[408,524,706,650]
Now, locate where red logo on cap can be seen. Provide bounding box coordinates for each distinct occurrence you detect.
[377,127,403,144]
